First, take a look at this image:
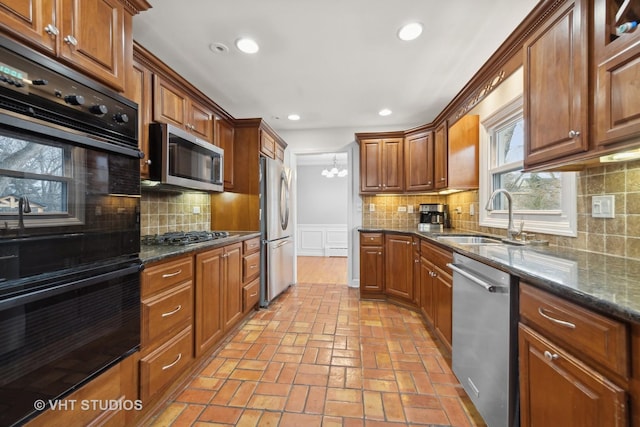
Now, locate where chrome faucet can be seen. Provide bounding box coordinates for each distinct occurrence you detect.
[18,196,31,233]
[485,189,523,241]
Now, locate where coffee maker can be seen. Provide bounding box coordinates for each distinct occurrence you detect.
[418,203,449,231]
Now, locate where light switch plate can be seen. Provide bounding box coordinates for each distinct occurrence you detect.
[592,195,615,218]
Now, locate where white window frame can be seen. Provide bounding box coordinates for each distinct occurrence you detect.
[479,95,577,237]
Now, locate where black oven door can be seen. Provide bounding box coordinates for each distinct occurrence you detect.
[0,114,141,281]
[0,258,141,427]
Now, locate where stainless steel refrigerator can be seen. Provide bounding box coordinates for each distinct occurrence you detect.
[260,156,294,307]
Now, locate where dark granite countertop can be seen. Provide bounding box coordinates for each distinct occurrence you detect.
[359,227,640,323]
[139,231,261,264]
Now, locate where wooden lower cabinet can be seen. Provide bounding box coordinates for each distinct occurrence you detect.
[359,233,384,297]
[195,242,243,357]
[26,355,139,427]
[384,234,413,302]
[519,323,626,427]
[420,239,453,349]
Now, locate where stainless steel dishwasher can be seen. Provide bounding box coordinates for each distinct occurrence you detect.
[449,252,519,427]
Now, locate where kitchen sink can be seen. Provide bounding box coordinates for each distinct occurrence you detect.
[435,235,505,245]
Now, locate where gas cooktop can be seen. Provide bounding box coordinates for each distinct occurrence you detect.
[141,231,231,246]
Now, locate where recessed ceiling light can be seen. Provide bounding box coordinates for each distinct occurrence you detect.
[209,42,229,54]
[288,114,301,121]
[235,37,259,54]
[379,108,392,117]
[397,22,423,41]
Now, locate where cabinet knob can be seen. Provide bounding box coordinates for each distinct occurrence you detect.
[145,159,152,165]
[378,252,382,255]
[63,35,78,47]
[414,259,419,263]
[440,177,446,181]
[543,350,559,361]
[44,24,59,36]
[406,241,410,245]
[568,130,581,138]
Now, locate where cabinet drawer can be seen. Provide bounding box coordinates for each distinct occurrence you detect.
[140,326,193,401]
[420,240,452,271]
[243,251,261,283]
[142,282,193,347]
[243,237,261,254]
[361,233,383,246]
[520,283,628,377]
[243,277,260,312]
[142,256,193,297]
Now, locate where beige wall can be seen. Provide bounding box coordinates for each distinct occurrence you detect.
[361,158,640,261]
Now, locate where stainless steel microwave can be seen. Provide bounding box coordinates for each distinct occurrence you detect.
[146,123,224,192]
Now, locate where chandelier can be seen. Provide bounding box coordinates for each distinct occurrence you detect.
[321,155,348,178]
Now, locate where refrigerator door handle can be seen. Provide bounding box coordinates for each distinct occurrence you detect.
[272,239,291,249]
[280,168,291,231]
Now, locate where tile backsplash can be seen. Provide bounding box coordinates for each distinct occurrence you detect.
[140,190,211,236]
[362,159,640,261]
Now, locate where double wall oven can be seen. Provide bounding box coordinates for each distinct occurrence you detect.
[0,37,141,426]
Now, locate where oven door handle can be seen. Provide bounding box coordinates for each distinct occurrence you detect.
[0,263,141,311]
[447,263,499,293]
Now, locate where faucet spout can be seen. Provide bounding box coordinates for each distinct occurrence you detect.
[18,196,31,234]
[485,189,522,241]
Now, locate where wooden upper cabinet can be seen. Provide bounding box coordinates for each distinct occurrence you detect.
[189,97,214,141]
[434,123,448,189]
[0,0,57,54]
[260,130,276,158]
[358,137,403,193]
[447,115,479,190]
[594,0,640,149]
[404,131,434,191]
[214,116,235,190]
[59,0,125,91]
[0,0,130,91]
[523,0,589,169]
[130,57,153,178]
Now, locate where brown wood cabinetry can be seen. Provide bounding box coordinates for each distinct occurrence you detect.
[419,239,453,350]
[153,74,214,143]
[404,131,434,191]
[358,136,404,193]
[447,115,479,189]
[140,255,194,402]
[384,234,414,302]
[215,116,235,190]
[242,236,261,313]
[523,0,589,169]
[260,130,276,158]
[25,355,138,427]
[195,242,243,357]
[359,233,384,297]
[434,122,448,190]
[0,0,145,92]
[130,56,153,178]
[594,0,640,150]
[518,282,628,426]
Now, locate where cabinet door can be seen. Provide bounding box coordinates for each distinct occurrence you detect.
[188,98,213,142]
[523,0,589,168]
[214,117,235,190]
[360,139,383,193]
[360,246,383,293]
[434,123,448,189]
[384,234,413,301]
[381,138,403,192]
[519,324,627,427]
[420,257,435,324]
[447,115,479,189]
[433,266,452,349]
[0,0,57,54]
[131,58,153,178]
[153,74,188,127]
[405,132,434,191]
[260,130,276,158]
[60,0,125,91]
[223,243,243,331]
[195,248,223,357]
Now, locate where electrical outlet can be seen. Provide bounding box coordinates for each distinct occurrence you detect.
[398,206,407,212]
[592,195,615,218]
[407,205,414,213]
[369,203,375,212]
[193,206,201,214]
[469,204,475,216]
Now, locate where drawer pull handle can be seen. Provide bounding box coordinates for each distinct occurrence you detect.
[250,265,257,269]
[162,269,182,278]
[161,305,182,317]
[544,350,559,361]
[538,307,576,329]
[162,353,182,370]
[250,292,257,297]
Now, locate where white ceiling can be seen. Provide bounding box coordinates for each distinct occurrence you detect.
[133,1,539,135]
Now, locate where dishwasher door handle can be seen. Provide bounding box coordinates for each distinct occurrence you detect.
[447,263,498,293]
